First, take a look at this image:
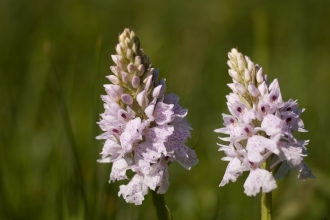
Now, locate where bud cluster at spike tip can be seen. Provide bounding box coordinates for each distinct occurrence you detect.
[215,48,314,196]
[97,28,198,205]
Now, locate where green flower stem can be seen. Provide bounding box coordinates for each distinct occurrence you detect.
[151,191,172,220]
[261,157,272,220]
[261,191,272,220]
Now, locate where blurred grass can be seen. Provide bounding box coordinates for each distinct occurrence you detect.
[1,0,330,219]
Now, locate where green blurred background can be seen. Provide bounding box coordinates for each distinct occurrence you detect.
[1,0,330,219]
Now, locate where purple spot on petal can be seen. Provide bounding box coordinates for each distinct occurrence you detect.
[272,95,277,101]
[286,117,292,124]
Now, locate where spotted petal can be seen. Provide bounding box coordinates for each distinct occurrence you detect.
[244,168,277,196]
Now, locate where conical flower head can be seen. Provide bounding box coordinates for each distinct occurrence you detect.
[97,28,198,205]
[216,48,314,196]
[107,28,159,113]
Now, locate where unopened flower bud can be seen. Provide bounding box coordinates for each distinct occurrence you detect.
[152,85,163,98]
[107,90,118,101]
[126,48,132,60]
[119,33,125,44]
[111,55,124,68]
[119,42,125,50]
[256,67,264,84]
[110,66,119,76]
[132,43,138,54]
[116,44,123,56]
[229,48,238,58]
[131,76,140,88]
[123,28,130,37]
[228,69,241,82]
[228,52,236,61]
[146,67,154,76]
[227,60,237,71]
[258,81,267,96]
[134,56,141,66]
[136,90,149,108]
[121,94,133,105]
[234,83,247,95]
[106,75,120,85]
[237,59,245,72]
[144,75,153,91]
[127,63,135,74]
[121,72,129,83]
[227,83,238,93]
[248,82,261,97]
[130,30,136,39]
[137,64,145,76]
[105,84,123,101]
[111,85,123,95]
[244,68,251,82]
[125,38,132,47]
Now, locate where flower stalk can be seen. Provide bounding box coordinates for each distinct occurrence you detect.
[151,190,172,220]
[261,191,272,220]
[261,157,272,220]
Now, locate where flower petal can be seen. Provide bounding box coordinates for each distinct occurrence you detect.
[154,102,174,125]
[244,169,277,196]
[246,135,279,163]
[219,157,242,186]
[118,174,148,205]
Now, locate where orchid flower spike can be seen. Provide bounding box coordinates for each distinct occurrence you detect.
[97,28,198,205]
[215,48,314,196]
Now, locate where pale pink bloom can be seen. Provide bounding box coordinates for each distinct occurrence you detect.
[216,48,313,196]
[97,28,198,205]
